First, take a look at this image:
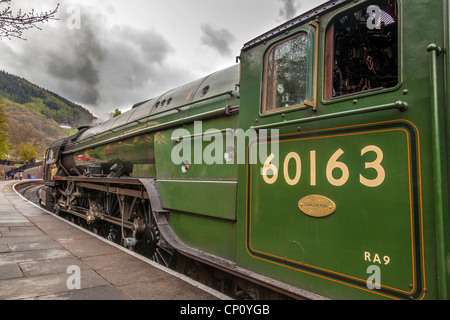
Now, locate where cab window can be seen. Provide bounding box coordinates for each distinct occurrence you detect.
[44,147,58,180]
[325,0,399,100]
[262,27,317,114]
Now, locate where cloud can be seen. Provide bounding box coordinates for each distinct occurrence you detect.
[45,11,106,105]
[278,0,301,20]
[200,24,236,57]
[0,1,193,119]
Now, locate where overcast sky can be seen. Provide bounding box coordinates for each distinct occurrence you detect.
[1,0,327,120]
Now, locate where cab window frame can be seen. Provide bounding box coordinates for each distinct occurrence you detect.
[261,22,319,115]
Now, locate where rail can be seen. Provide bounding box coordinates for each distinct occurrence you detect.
[250,101,409,131]
[427,43,448,300]
[130,91,236,124]
[63,105,239,155]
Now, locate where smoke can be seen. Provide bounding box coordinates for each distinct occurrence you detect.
[45,11,105,105]
[0,1,191,119]
[278,0,301,20]
[200,24,236,57]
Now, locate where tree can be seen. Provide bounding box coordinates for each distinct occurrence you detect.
[13,141,37,162]
[0,100,10,158]
[110,108,122,118]
[0,0,59,40]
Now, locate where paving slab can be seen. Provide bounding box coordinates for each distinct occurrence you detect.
[36,285,130,300]
[0,234,54,245]
[59,237,124,259]
[0,263,23,280]
[30,219,74,232]
[0,269,110,300]
[19,257,92,277]
[0,229,44,237]
[0,244,9,253]
[119,275,221,300]
[95,260,170,287]
[81,252,143,270]
[0,247,75,267]
[8,240,62,252]
[41,227,94,242]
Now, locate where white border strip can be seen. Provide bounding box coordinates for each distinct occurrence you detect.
[12,182,233,300]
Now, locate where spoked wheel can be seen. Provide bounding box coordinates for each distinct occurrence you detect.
[100,193,123,244]
[102,192,121,219]
[131,198,174,268]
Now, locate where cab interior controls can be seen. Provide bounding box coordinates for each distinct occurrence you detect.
[325,0,398,100]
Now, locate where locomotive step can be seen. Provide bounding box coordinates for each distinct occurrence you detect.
[0,181,230,300]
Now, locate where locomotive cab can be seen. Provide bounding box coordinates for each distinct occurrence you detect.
[43,139,65,181]
[40,137,70,211]
[237,0,449,300]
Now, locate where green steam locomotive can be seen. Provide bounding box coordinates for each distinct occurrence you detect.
[40,0,450,300]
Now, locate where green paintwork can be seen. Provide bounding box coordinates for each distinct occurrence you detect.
[154,116,239,180]
[122,135,148,167]
[169,211,236,261]
[157,180,237,221]
[132,164,156,178]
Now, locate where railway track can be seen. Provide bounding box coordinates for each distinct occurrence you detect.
[17,181,42,205]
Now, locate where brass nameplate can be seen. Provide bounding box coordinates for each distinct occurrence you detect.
[298,195,336,218]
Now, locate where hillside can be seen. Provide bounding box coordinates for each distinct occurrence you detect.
[0,70,96,162]
[0,70,95,128]
[2,101,70,159]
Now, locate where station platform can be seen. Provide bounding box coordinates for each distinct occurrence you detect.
[0,180,230,300]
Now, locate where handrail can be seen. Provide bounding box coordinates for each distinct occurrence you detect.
[132,90,236,124]
[427,43,448,300]
[83,91,237,140]
[63,105,239,155]
[251,101,408,131]
[171,128,235,142]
